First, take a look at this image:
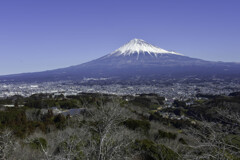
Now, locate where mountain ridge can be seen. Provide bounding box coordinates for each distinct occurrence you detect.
[1,39,240,83]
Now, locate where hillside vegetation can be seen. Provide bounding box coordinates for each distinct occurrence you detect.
[0,92,239,160]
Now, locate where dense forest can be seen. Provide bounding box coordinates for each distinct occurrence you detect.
[0,92,239,160]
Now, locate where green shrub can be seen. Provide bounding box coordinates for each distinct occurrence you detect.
[157,130,177,140]
[0,108,29,138]
[54,114,66,129]
[179,137,187,144]
[29,137,47,150]
[134,139,179,160]
[123,118,150,133]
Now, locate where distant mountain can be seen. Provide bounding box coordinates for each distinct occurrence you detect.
[1,39,240,83]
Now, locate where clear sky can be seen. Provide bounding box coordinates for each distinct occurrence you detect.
[0,0,240,75]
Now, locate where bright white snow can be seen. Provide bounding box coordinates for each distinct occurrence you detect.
[110,39,183,56]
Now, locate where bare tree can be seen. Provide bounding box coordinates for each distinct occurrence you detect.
[0,130,15,160]
[77,100,138,160]
[216,108,240,127]
[2,98,141,160]
[26,99,139,160]
[182,120,240,160]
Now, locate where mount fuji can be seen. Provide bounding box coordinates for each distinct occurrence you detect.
[1,39,240,83]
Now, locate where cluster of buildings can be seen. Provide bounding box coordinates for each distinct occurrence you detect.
[1,80,239,121]
[0,80,239,103]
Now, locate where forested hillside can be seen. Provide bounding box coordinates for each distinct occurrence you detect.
[0,93,239,160]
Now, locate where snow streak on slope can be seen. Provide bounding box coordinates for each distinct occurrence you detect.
[109,39,183,57]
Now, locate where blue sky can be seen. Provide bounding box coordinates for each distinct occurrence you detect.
[0,0,240,75]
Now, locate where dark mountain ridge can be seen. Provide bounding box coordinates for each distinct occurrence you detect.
[1,39,240,83]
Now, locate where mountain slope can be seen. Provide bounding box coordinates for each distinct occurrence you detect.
[1,39,240,83]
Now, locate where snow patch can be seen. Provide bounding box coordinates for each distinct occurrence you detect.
[109,39,183,57]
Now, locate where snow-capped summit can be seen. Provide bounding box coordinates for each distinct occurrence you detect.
[1,38,240,83]
[110,38,183,56]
